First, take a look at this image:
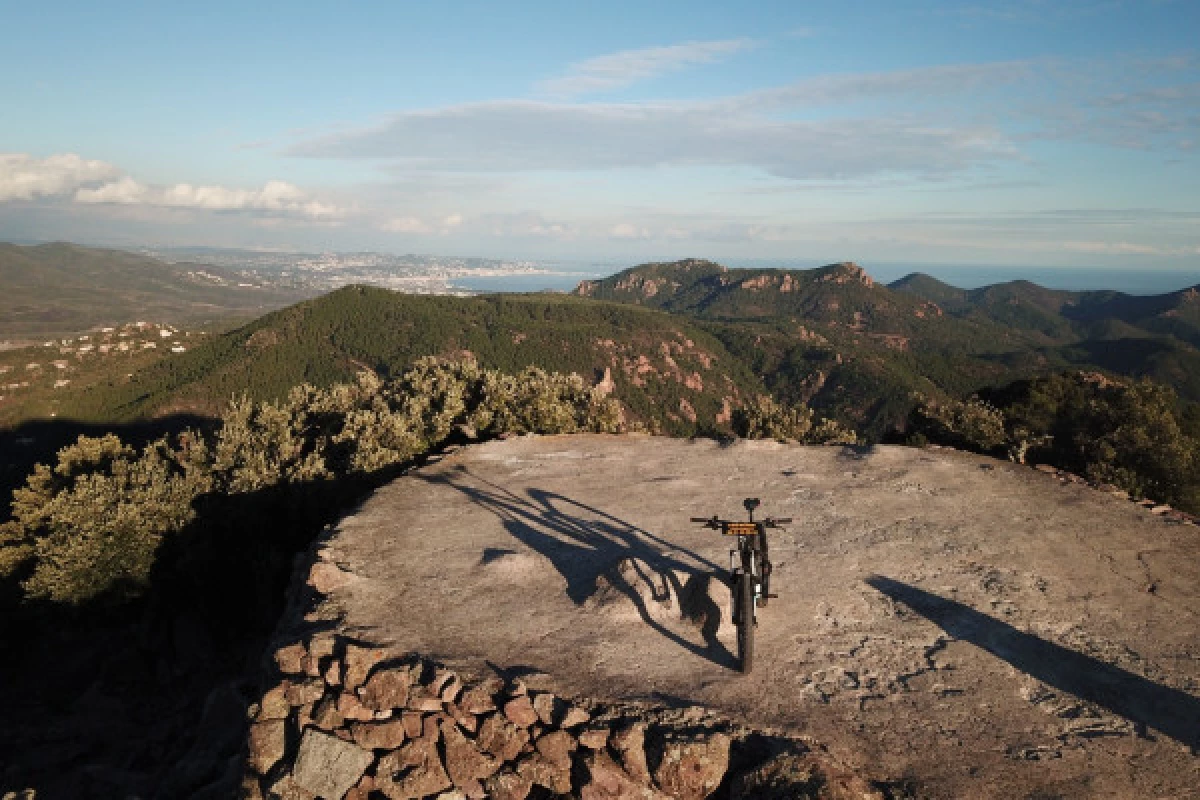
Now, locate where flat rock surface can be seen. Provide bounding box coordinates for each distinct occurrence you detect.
[320,434,1200,798]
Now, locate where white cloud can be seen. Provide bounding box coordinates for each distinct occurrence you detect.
[0,153,119,202]
[0,152,341,219]
[610,223,650,239]
[68,172,340,219]
[154,179,340,217]
[382,216,433,233]
[538,38,756,98]
[74,176,149,204]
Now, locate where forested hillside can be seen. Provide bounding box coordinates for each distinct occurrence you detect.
[53,286,766,436]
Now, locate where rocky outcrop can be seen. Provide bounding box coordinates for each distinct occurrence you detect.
[244,634,876,799]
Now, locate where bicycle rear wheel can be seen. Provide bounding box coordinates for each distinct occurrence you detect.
[737,570,755,673]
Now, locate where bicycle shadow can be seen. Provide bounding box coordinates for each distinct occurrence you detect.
[866,575,1200,753]
[420,466,737,669]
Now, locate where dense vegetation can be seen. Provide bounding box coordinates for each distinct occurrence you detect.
[908,372,1200,513]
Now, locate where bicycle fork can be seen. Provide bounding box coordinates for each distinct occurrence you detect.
[731,547,759,625]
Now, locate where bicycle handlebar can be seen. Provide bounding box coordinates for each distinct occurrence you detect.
[690,515,792,527]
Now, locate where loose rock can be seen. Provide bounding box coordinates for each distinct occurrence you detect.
[376,733,453,800]
[651,732,730,800]
[440,717,500,786]
[503,695,538,728]
[247,719,286,775]
[610,721,652,784]
[291,728,373,800]
[361,667,412,711]
[483,770,533,800]
[349,719,408,750]
[342,643,386,690]
[477,712,530,762]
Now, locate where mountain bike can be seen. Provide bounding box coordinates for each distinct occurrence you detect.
[692,498,790,674]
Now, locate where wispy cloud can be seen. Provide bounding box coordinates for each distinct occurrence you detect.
[537,38,756,98]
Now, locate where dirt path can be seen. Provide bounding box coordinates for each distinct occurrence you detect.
[315,434,1200,798]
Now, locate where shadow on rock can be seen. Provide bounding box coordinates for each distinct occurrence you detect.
[423,466,737,669]
[866,575,1200,753]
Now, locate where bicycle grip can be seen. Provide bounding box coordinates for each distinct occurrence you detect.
[690,517,711,523]
[771,517,793,524]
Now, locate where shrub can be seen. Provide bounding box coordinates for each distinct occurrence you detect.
[732,395,858,444]
[908,396,1008,456]
[0,359,624,606]
[911,372,1200,513]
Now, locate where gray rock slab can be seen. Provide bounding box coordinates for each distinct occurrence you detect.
[317,435,1200,798]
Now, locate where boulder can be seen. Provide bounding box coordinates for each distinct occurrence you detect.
[349,719,408,750]
[503,695,539,728]
[406,684,446,712]
[561,704,591,728]
[440,717,500,786]
[284,679,326,707]
[578,725,609,750]
[610,721,652,784]
[376,733,453,800]
[531,692,562,726]
[257,683,291,720]
[534,730,576,767]
[312,695,344,730]
[729,752,883,800]
[516,753,573,795]
[650,732,730,800]
[580,751,669,800]
[458,678,503,714]
[477,712,530,762]
[274,643,307,676]
[309,561,354,594]
[291,729,373,800]
[361,667,412,711]
[447,702,479,733]
[440,675,464,703]
[401,711,425,738]
[342,643,386,690]
[483,770,533,800]
[337,691,376,722]
[246,719,287,775]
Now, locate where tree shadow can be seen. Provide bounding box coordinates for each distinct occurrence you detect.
[865,575,1200,753]
[421,466,736,669]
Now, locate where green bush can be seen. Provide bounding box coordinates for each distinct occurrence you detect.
[0,359,623,605]
[912,371,1200,513]
[908,396,1008,456]
[732,395,858,444]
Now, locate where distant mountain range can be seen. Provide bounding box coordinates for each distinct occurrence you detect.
[6,244,1199,441]
[0,242,312,339]
[575,259,1200,436]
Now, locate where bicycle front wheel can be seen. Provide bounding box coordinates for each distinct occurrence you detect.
[737,570,755,673]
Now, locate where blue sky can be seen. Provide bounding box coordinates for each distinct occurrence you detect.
[1,0,1198,274]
